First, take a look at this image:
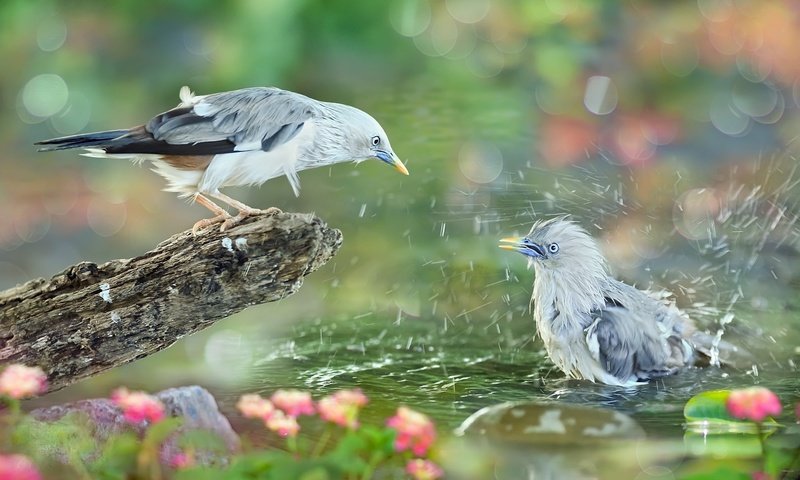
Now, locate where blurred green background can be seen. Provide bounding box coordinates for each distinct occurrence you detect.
[2,0,800,441]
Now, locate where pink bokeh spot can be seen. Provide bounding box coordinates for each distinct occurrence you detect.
[405,459,444,480]
[0,454,43,480]
[271,389,315,417]
[726,387,782,422]
[236,394,276,421]
[265,410,300,438]
[318,389,369,429]
[0,364,47,399]
[111,387,165,424]
[387,406,437,456]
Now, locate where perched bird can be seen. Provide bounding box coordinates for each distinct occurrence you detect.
[37,86,408,233]
[500,217,739,386]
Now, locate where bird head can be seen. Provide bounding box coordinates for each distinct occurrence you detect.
[330,104,408,175]
[499,217,609,276]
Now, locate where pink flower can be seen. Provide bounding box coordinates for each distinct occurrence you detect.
[0,454,42,480]
[111,388,165,424]
[387,406,437,456]
[726,387,782,422]
[0,365,47,399]
[271,389,315,417]
[236,394,275,420]
[405,459,443,480]
[168,452,194,470]
[317,389,369,429]
[265,410,300,437]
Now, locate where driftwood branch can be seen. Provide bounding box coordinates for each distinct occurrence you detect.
[0,213,342,392]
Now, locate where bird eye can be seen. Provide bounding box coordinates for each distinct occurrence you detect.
[548,243,559,254]
[371,136,380,146]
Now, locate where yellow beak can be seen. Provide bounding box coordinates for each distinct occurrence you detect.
[393,158,409,176]
[498,237,523,251]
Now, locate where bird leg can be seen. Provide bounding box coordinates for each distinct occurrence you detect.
[191,193,233,235]
[210,191,282,232]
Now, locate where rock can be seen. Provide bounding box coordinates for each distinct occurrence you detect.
[31,385,239,464]
[455,401,645,446]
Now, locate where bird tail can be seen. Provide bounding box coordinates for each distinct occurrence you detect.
[35,130,131,152]
[690,330,754,369]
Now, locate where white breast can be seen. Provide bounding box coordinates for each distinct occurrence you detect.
[198,121,318,196]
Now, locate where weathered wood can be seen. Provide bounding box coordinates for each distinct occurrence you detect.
[0,212,342,392]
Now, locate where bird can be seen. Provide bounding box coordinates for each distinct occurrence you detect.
[499,217,742,386]
[36,86,409,233]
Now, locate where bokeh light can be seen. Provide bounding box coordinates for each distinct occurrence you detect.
[457,141,503,184]
[583,76,618,116]
[21,74,68,119]
[389,0,432,37]
[673,188,720,241]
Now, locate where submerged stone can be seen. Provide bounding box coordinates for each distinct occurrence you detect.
[455,401,645,446]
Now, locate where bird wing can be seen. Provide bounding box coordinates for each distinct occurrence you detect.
[586,298,678,382]
[103,87,317,156]
[149,86,317,151]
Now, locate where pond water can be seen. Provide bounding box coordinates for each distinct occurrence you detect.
[212,304,799,438]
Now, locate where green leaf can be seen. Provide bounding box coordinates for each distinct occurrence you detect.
[268,459,343,480]
[684,390,735,423]
[90,433,139,479]
[684,390,779,434]
[176,428,229,456]
[359,426,396,454]
[174,467,233,480]
[142,417,184,449]
[678,457,757,479]
[683,432,763,458]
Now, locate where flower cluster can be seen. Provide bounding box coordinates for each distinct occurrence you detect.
[0,364,47,399]
[726,387,782,422]
[236,390,311,438]
[317,388,368,429]
[406,458,444,480]
[236,388,443,477]
[387,406,437,456]
[271,389,315,417]
[111,387,165,424]
[236,393,275,420]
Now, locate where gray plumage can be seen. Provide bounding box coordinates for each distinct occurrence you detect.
[37,86,408,232]
[500,217,739,386]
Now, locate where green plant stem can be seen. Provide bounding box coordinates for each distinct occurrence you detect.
[360,451,385,480]
[756,421,767,475]
[312,426,332,457]
[287,435,298,454]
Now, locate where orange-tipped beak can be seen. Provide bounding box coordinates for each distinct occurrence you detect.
[393,158,409,176]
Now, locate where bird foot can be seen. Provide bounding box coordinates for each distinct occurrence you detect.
[219,207,281,232]
[192,213,232,235]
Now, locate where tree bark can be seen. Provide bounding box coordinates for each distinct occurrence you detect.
[0,212,342,392]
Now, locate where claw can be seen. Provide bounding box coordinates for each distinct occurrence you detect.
[192,213,231,235]
[218,207,281,232]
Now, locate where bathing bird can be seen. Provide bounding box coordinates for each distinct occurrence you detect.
[37,86,408,233]
[500,217,738,386]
